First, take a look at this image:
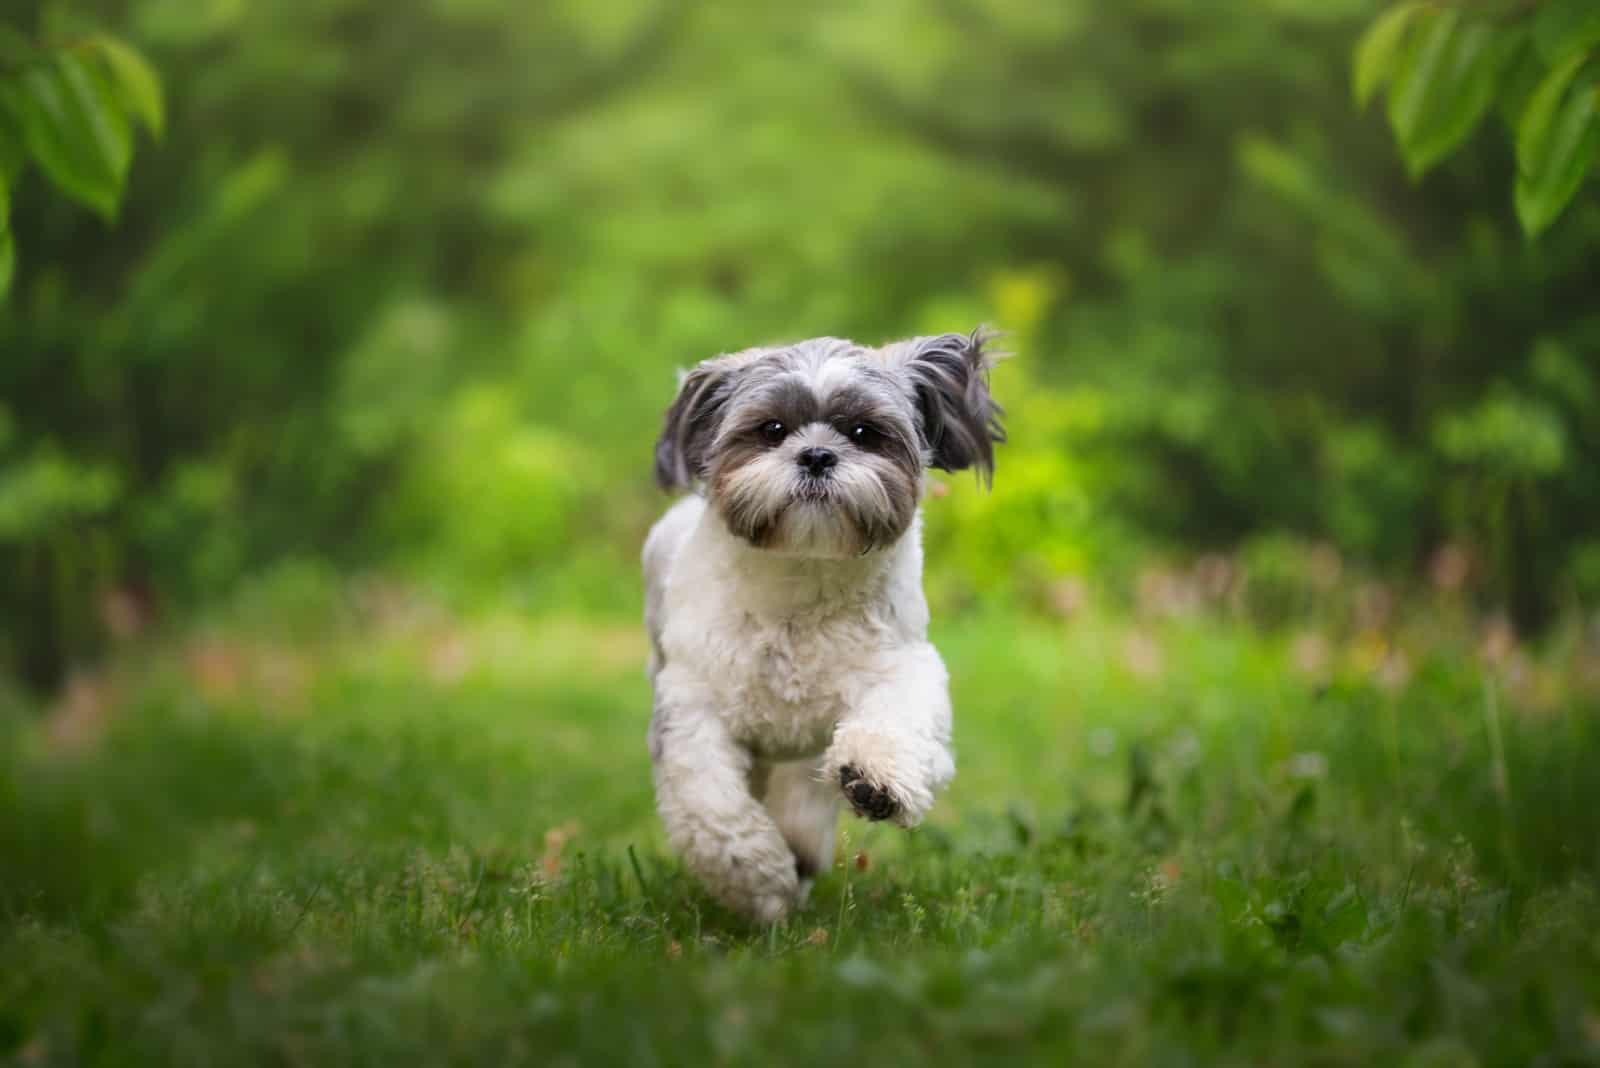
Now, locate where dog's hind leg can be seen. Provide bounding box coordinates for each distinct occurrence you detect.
[759,759,838,900]
[651,697,800,924]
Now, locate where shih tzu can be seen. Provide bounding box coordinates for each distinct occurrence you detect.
[643,329,1004,923]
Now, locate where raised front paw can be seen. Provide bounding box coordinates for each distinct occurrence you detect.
[838,765,901,822]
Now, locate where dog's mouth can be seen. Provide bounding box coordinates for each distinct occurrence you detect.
[791,476,837,503]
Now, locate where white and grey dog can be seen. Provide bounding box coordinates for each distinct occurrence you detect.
[643,329,1004,923]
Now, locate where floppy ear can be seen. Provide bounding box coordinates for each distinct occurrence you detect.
[902,329,1006,485]
[653,358,737,491]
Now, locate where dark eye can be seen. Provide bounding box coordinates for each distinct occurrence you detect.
[849,424,883,448]
[759,420,787,445]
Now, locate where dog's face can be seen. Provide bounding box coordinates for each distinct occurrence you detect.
[654,332,1004,557]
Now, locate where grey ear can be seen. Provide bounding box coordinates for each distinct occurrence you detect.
[903,329,1006,485]
[654,359,735,491]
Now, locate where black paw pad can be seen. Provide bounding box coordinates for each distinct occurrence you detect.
[839,765,899,822]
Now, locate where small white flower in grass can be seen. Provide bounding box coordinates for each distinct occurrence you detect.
[1430,543,1472,592]
[1291,632,1332,682]
[1194,553,1238,601]
[1354,583,1394,630]
[1133,865,1173,907]
[1447,835,1480,897]
[1400,816,1427,857]
[1087,727,1118,757]
[1376,650,1411,694]
[1121,630,1165,680]
[1288,752,1328,780]
[1167,730,1202,768]
[1049,576,1089,619]
[1479,614,1518,669]
[1308,542,1343,592]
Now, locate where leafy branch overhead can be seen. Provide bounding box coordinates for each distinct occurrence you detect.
[0,23,163,296]
[1356,0,1600,236]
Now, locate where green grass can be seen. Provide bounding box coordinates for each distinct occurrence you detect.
[3,589,1599,1065]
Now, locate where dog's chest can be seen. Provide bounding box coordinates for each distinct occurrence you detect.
[750,614,845,704]
[706,605,880,758]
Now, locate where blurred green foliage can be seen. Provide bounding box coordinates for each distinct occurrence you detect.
[0,13,163,292]
[3,0,1599,688]
[1356,0,1600,234]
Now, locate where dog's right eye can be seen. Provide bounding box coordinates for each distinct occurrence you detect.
[759,420,787,445]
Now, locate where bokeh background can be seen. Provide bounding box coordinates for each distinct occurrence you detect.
[6,3,1600,1061]
[5,0,1599,694]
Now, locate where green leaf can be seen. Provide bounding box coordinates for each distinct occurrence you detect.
[1515,77,1600,235]
[1497,38,1548,129]
[1386,11,1508,178]
[1517,49,1591,178]
[1411,22,1507,174]
[1531,0,1600,65]
[1354,2,1425,109]
[15,52,132,219]
[1387,9,1460,148]
[85,34,165,139]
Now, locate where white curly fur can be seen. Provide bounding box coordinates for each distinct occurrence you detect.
[643,332,1000,923]
[644,494,956,924]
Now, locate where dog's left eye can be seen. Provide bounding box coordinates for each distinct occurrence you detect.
[849,424,883,448]
[759,420,788,445]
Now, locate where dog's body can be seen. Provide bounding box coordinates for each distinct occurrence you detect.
[644,332,1002,923]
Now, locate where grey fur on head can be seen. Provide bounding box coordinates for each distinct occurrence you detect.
[653,330,1004,558]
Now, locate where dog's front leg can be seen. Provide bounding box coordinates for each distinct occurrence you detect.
[822,643,956,829]
[650,690,800,924]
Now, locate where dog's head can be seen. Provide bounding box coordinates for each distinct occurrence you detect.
[654,331,1004,557]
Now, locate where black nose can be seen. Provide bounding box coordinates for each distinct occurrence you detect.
[796,447,838,476]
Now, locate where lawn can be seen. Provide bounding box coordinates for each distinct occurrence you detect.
[3,574,1598,1065]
